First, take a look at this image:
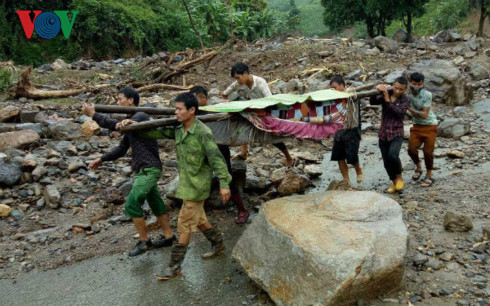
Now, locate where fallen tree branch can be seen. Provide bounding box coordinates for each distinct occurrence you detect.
[136,83,193,93]
[15,67,111,100]
[158,50,218,82]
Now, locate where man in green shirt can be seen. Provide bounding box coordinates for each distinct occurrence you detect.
[407,72,439,187]
[120,93,232,280]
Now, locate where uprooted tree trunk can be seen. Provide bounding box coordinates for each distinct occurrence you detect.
[157,49,218,82]
[15,67,111,100]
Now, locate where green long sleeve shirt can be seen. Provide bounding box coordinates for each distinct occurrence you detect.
[141,119,231,201]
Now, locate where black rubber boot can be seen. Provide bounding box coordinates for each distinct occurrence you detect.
[156,243,188,281]
[201,227,225,259]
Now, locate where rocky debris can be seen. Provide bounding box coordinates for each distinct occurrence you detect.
[438,118,471,138]
[44,185,61,209]
[434,29,461,43]
[233,191,408,305]
[0,106,20,123]
[372,36,399,53]
[0,204,12,217]
[404,60,473,106]
[0,159,22,186]
[444,211,473,232]
[0,130,40,151]
[47,120,83,140]
[81,120,100,138]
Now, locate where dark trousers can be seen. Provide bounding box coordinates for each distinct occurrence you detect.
[379,136,403,181]
[217,144,247,213]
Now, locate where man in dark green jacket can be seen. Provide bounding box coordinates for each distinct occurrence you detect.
[121,93,231,280]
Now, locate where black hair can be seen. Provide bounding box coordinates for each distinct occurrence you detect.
[409,72,425,83]
[329,75,346,87]
[175,93,198,113]
[189,86,208,98]
[394,76,408,86]
[118,87,140,106]
[231,62,249,77]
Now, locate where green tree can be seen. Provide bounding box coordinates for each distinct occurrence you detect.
[395,0,428,42]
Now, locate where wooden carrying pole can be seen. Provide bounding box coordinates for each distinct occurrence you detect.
[94,105,175,115]
[104,86,392,132]
[118,113,230,133]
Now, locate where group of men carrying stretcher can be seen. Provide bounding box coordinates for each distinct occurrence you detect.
[82,62,438,280]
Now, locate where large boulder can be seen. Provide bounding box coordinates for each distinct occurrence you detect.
[0,130,40,151]
[233,191,408,305]
[372,36,399,53]
[438,118,471,138]
[404,60,473,106]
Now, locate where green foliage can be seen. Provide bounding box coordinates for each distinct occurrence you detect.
[0,0,301,65]
[269,0,329,36]
[386,0,472,36]
[0,68,12,92]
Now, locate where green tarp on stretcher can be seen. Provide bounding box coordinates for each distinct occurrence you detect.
[201,89,354,113]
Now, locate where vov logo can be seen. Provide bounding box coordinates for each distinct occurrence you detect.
[16,10,78,39]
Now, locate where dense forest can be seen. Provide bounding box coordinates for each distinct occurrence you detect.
[0,0,488,66]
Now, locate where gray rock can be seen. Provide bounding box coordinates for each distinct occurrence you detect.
[404,60,473,106]
[304,165,323,178]
[16,123,42,135]
[44,185,61,209]
[468,61,490,81]
[365,47,381,56]
[392,29,408,42]
[233,191,408,305]
[438,118,470,139]
[372,36,399,53]
[32,166,48,181]
[47,121,83,140]
[413,253,429,266]
[287,78,303,92]
[48,141,77,155]
[51,59,68,71]
[345,69,362,80]
[10,209,24,221]
[68,159,86,172]
[0,160,21,186]
[118,180,133,197]
[444,211,473,232]
[434,29,461,43]
[384,70,404,84]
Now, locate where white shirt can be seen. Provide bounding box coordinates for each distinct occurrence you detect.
[223,75,272,100]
